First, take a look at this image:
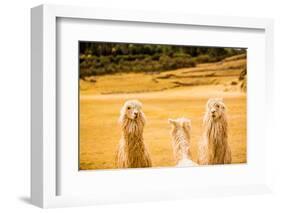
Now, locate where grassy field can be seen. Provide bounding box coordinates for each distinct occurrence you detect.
[79,54,247,170]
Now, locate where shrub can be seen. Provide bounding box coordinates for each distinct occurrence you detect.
[173,52,191,58]
[79,51,239,76]
[194,54,211,63]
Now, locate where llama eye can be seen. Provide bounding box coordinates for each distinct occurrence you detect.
[127,106,131,110]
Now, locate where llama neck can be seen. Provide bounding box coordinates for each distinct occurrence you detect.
[122,118,145,148]
[204,118,228,145]
[172,129,191,162]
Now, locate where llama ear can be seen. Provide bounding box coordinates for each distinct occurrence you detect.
[213,97,223,103]
[118,114,124,124]
[207,98,213,107]
[140,111,146,124]
[218,97,223,102]
[182,118,191,128]
[168,119,176,125]
[185,120,192,128]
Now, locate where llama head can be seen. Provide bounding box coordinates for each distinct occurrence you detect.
[168,117,191,134]
[119,99,146,123]
[205,98,226,121]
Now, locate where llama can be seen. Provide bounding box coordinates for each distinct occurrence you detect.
[199,98,232,165]
[116,100,152,168]
[168,118,197,167]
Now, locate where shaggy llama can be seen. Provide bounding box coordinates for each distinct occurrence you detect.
[168,118,197,167]
[116,100,152,168]
[199,98,232,165]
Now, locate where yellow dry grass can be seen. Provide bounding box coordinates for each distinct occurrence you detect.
[79,55,247,170]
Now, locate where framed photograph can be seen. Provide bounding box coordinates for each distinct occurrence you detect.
[31,4,274,208]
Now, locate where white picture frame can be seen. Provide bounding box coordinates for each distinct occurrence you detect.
[31,4,274,208]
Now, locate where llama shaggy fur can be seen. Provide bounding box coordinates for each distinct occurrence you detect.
[168,118,197,167]
[116,100,152,168]
[199,98,232,165]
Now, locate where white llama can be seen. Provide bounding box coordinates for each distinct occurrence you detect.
[168,118,197,167]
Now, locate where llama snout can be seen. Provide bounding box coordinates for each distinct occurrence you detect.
[133,110,139,118]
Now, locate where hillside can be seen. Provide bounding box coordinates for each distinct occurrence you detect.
[80,53,246,95]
